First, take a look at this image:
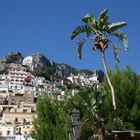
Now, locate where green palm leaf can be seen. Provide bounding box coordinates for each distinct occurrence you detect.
[108,22,127,32]
[87,23,102,35]
[113,32,128,51]
[113,45,120,62]
[82,13,102,34]
[82,13,95,23]
[97,9,109,30]
[77,39,86,59]
[103,24,110,33]
[97,8,108,21]
[71,25,91,40]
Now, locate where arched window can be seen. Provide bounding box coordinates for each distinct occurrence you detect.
[15,118,18,122]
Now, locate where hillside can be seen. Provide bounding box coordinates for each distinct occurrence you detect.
[0,52,101,80]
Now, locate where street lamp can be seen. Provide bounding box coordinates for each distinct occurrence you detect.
[69,109,83,140]
[71,108,80,123]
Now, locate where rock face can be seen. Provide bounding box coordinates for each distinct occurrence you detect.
[31,53,55,68]
[0,52,23,72]
[56,63,78,77]
[0,51,97,78]
[4,52,23,64]
[30,53,78,77]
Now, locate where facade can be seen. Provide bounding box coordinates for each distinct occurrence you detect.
[0,59,102,139]
[67,76,81,85]
[8,70,34,85]
[3,109,36,125]
[0,74,10,93]
[0,70,34,93]
[0,125,14,136]
[0,85,9,93]
[22,56,34,67]
[15,124,33,135]
[67,72,99,87]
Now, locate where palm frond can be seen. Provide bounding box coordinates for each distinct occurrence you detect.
[82,13,95,23]
[108,22,127,32]
[71,25,91,40]
[77,39,86,59]
[97,18,109,30]
[97,9,109,30]
[97,8,108,21]
[113,45,120,62]
[87,22,102,35]
[82,13,102,35]
[102,24,110,33]
[113,32,128,51]
[77,91,97,114]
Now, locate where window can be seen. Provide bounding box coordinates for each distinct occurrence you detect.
[28,94,31,98]
[27,126,30,128]
[23,109,27,113]
[7,130,10,135]
[15,118,18,122]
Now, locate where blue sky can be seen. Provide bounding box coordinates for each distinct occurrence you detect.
[0,0,139,73]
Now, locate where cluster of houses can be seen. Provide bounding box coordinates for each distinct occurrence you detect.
[0,56,99,140]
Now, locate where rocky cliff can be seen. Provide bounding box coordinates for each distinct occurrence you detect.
[0,51,93,77]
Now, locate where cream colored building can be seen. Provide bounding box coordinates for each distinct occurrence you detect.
[2,107,36,135]
[0,102,36,137]
[3,108,36,124]
[0,124,14,136]
[15,124,33,135]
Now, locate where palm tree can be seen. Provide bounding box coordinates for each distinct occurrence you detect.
[71,8,128,111]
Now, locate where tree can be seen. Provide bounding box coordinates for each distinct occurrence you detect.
[103,66,140,130]
[31,67,140,140]
[31,86,106,140]
[71,8,128,112]
[74,85,106,139]
[31,94,70,140]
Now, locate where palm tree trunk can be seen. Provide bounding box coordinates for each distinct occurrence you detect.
[101,52,116,110]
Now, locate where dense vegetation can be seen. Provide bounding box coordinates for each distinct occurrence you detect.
[31,66,140,140]
[103,66,140,130]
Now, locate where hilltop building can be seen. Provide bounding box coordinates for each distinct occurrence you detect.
[22,56,34,67]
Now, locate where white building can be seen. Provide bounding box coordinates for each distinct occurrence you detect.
[67,72,99,87]
[0,74,8,82]
[8,70,34,85]
[67,75,81,85]
[7,70,34,92]
[80,73,99,86]
[0,84,9,93]
[33,77,45,87]
[89,73,99,83]
[0,125,14,136]
[15,135,34,140]
[22,56,34,67]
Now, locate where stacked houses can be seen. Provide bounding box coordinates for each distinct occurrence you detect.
[0,56,99,140]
